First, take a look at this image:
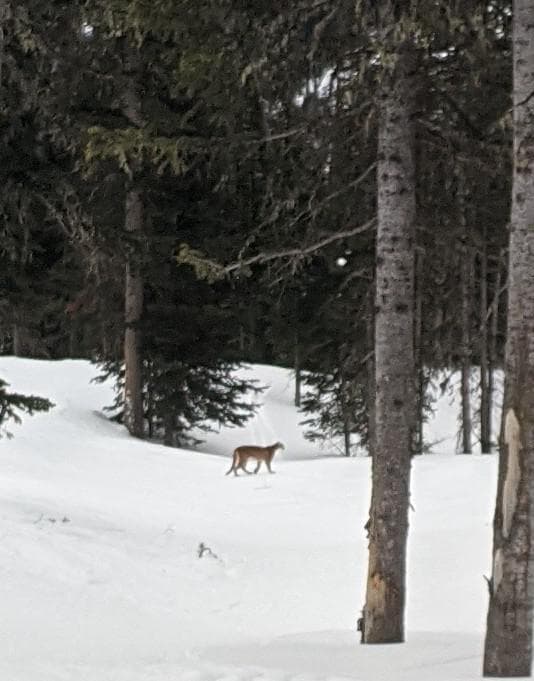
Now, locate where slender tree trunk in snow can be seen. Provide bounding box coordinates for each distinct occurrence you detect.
[366,287,376,460]
[340,374,351,457]
[294,338,301,408]
[483,1,534,674]
[0,0,8,85]
[487,264,502,451]
[414,249,424,455]
[124,188,144,438]
[12,323,23,357]
[480,236,491,454]
[122,50,145,439]
[362,42,416,644]
[459,173,472,454]
[343,419,351,457]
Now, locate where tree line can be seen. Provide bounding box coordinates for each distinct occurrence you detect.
[0,1,510,452]
[0,0,531,676]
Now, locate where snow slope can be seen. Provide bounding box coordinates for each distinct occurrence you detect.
[0,358,499,681]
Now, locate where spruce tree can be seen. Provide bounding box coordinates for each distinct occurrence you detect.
[0,379,53,437]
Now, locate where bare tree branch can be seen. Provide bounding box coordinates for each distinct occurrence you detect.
[515,87,534,109]
[307,6,338,62]
[284,161,377,233]
[234,160,377,261]
[223,217,376,274]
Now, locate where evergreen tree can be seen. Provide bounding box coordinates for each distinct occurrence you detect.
[0,378,53,437]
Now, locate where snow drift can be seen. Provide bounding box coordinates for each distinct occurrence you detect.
[0,357,497,681]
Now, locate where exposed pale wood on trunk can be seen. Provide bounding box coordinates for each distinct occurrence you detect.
[483,1,534,674]
[362,41,416,644]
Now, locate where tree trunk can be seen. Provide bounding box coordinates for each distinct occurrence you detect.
[487,263,502,451]
[12,314,39,358]
[122,49,145,439]
[340,373,352,457]
[366,287,376,460]
[483,2,534,675]
[294,338,302,408]
[163,412,175,447]
[362,42,416,644]
[123,188,144,438]
[414,249,424,455]
[0,0,9,84]
[480,235,491,454]
[459,173,472,454]
[12,323,23,357]
[343,420,351,457]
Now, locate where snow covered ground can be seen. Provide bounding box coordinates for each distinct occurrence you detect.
[0,358,500,681]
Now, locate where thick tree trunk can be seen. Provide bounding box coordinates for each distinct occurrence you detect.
[123,188,144,438]
[362,43,416,644]
[483,2,534,675]
[480,237,491,454]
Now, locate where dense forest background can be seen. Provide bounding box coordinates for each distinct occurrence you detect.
[0,1,511,453]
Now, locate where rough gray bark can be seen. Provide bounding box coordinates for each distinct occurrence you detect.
[362,42,416,644]
[483,1,534,674]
